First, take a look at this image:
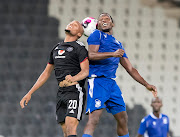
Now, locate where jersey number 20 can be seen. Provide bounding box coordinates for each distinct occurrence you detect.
[68,100,77,109]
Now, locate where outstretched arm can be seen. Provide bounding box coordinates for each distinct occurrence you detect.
[88,44,125,60]
[20,63,54,108]
[65,58,89,83]
[120,57,157,97]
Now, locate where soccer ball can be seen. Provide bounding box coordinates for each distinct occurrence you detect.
[81,17,97,37]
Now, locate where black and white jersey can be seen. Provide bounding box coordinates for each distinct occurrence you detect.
[49,41,88,86]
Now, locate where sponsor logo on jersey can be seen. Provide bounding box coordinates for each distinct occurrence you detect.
[95,99,101,108]
[55,50,65,59]
[58,50,65,55]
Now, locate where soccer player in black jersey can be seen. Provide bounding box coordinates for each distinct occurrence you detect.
[20,21,89,137]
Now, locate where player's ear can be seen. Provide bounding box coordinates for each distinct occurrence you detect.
[112,23,115,27]
[77,32,82,38]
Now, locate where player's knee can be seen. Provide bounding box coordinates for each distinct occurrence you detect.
[66,123,78,135]
[65,117,79,134]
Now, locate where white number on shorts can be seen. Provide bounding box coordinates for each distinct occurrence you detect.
[68,100,77,109]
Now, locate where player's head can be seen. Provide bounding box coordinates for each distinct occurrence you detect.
[97,13,114,33]
[151,97,162,113]
[65,20,84,39]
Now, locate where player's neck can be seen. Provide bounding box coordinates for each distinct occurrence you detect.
[104,29,113,35]
[153,111,161,118]
[64,35,78,42]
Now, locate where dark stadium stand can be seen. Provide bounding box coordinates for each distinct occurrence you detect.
[0,0,63,137]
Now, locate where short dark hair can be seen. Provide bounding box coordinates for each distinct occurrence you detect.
[98,13,114,23]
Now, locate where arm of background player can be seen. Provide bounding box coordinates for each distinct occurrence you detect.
[65,58,89,83]
[88,44,125,60]
[120,57,157,97]
[20,63,54,108]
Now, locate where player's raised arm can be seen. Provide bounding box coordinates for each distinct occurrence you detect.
[88,44,125,60]
[120,57,157,97]
[20,63,54,108]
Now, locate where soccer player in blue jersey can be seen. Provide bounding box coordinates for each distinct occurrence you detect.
[82,13,157,137]
[137,97,170,137]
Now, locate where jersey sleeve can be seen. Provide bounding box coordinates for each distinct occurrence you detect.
[120,42,128,58]
[138,118,147,135]
[87,30,101,45]
[167,116,170,132]
[77,46,88,63]
[48,50,54,64]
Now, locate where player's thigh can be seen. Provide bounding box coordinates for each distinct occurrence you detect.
[88,109,104,124]
[86,78,111,113]
[105,82,126,115]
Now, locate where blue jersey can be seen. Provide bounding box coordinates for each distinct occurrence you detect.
[138,113,169,137]
[87,29,128,78]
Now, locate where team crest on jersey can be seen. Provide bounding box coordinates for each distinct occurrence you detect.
[95,99,101,108]
[163,117,168,124]
[66,47,73,52]
[153,121,156,126]
[58,50,65,55]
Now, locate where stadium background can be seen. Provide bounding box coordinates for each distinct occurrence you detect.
[0,0,180,136]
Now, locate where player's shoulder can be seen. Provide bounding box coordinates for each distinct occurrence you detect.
[74,41,87,51]
[161,114,169,119]
[141,115,150,123]
[51,42,63,51]
[75,40,85,47]
[89,29,101,37]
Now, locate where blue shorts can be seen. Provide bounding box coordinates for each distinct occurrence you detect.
[86,77,126,115]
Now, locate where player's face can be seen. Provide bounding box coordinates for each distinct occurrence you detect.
[97,14,114,32]
[65,21,83,38]
[151,98,162,112]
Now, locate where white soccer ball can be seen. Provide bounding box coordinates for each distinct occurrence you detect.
[81,17,97,37]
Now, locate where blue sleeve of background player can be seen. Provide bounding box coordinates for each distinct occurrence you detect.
[87,30,101,45]
[138,118,147,135]
[167,116,170,133]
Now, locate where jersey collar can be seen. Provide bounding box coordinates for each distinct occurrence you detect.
[150,112,162,119]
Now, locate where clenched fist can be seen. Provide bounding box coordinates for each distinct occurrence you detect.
[113,49,125,57]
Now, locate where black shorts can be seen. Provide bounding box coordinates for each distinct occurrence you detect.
[56,84,86,123]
